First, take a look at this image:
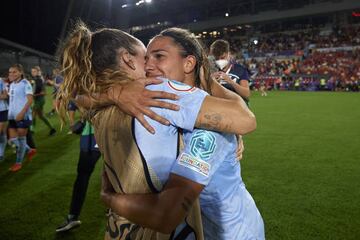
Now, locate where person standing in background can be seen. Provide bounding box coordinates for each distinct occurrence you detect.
[56,121,100,232]
[7,64,36,172]
[30,66,56,136]
[47,68,63,117]
[209,39,250,178]
[0,77,9,161]
[209,39,251,105]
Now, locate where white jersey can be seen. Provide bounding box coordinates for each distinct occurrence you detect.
[0,78,8,111]
[8,79,33,120]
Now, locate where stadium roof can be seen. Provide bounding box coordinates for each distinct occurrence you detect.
[0,0,359,55]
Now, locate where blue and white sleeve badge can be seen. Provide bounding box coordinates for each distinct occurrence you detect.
[177,130,217,177]
[189,130,217,160]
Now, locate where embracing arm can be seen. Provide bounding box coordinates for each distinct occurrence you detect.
[77,76,255,135]
[195,80,256,135]
[101,172,203,234]
[75,78,179,133]
[74,92,113,109]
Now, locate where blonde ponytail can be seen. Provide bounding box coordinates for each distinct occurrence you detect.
[57,21,142,127]
[57,21,95,125]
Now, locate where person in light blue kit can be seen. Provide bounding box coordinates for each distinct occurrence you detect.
[7,64,34,172]
[130,80,264,240]
[0,77,9,161]
[99,28,264,239]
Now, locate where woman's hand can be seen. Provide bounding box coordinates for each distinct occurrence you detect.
[210,71,222,83]
[236,136,245,161]
[212,71,233,84]
[108,78,180,134]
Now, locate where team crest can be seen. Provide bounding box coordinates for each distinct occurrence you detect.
[189,130,216,160]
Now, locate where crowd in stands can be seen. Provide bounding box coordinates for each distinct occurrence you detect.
[203,24,360,92]
[225,24,360,56]
[244,49,360,92]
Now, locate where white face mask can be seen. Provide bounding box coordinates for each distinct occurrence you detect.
[215,59,229,70]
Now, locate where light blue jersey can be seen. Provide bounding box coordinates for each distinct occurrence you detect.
[134,79,207,187]
[134,79,206,239]
[8,79,33,120]
[0,79,8,111]
[172,130,265,240]
[135,78,264,239]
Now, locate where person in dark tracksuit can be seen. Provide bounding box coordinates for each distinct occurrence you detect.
[56,121,101,232]
[30,66,56,136]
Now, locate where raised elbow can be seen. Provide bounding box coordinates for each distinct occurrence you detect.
[237,114,256,135]
[247,115,257,133]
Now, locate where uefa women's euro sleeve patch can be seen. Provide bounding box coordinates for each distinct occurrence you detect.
[178,153,210,177]
[176,130,217,177]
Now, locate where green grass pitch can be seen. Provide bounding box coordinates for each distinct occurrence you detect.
[0,89,359,239]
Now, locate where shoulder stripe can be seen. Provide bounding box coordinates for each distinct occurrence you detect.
[167,81,195,92]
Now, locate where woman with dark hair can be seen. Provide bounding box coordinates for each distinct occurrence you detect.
[59,22,257,239]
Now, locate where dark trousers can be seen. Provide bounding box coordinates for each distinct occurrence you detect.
[26,131,36,149]
[69,150,101,217]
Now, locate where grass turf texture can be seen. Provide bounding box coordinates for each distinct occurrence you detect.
[0,89,359,239]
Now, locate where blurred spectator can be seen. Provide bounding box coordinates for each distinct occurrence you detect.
[209,39,251,104]
[30,66,56,136]
[47,68,63,117]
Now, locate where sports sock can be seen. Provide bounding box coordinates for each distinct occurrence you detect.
[16,136,27,164]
